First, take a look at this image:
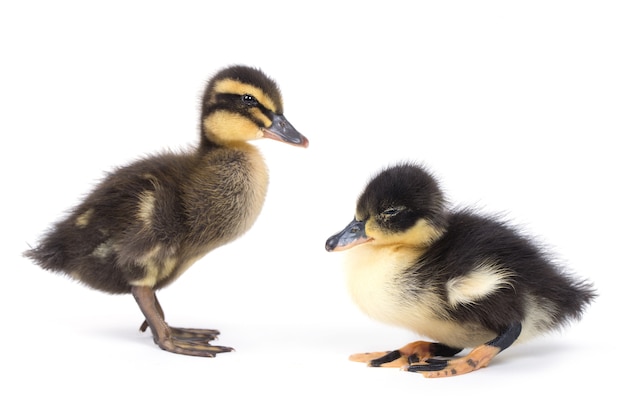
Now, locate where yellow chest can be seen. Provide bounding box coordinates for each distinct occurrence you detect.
[344,245,419,324]
[343,244,499,347]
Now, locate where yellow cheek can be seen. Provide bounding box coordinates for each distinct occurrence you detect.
[203,111,262,143]
[367,218,443,247]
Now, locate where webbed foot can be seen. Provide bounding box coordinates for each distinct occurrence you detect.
[132,286,233,357]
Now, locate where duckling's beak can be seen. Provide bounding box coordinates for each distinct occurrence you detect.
[262,114,309,148]
[325,219,372,252]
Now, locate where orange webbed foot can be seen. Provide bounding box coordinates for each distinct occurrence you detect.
[350,341,463,369]
[406,323,522,377]
[406,344,499,378]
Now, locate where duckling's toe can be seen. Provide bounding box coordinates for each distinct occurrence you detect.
[405,323,522,377]
[349,351,409,368]
[350,341,464,369]
[132,286,232,357]
[169,327,221,342]
[139,321,220,342]
[157,337,234,357]
[406,344,500,378]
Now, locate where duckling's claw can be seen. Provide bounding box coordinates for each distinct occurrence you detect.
[139,320,149,332]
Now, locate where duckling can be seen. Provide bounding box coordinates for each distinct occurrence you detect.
[325,162,596,377]
[25,65,308,357]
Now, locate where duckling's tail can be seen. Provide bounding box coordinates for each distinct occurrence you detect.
[547,275,598,330]
[23,244,67,272]
[568,279,598,319]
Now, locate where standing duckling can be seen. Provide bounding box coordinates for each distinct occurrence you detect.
[25,65,308,357]
[325,162,595,377]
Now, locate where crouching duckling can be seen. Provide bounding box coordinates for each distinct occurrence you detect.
[25,65,308,357]
[325,162,596,377]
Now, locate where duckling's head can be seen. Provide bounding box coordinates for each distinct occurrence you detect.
[326,163,448,252]
[201,65,308,148]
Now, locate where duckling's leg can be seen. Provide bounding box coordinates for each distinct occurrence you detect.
[407,322,522,378]
[350,342,463,368]
[138,293,220,342]
[131,285,233,357]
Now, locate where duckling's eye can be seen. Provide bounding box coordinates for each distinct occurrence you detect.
[382,207,401,217]
[242,94,258,106]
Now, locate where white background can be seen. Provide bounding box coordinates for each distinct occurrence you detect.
[1,1,624,415]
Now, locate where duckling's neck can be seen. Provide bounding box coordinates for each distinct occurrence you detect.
[183,140,269,251]
[199,134,264,158]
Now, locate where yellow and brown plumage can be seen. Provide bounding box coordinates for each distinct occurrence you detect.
[25,65,308,356]
[326,162,596,377]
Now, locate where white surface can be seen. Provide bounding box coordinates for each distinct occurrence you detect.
[1,1,623,415]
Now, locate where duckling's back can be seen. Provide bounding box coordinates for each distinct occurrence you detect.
[414,209,596,341]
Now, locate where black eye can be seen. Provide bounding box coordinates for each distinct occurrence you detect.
[382,207,400,217]
[242,94,258,106]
